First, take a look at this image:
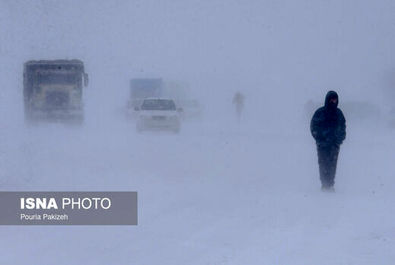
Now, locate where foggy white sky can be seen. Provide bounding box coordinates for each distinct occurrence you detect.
[1,0,395,122]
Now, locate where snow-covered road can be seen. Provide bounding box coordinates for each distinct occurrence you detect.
[1,116,394,265]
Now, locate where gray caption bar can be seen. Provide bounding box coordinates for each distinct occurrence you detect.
[0,192,137,225]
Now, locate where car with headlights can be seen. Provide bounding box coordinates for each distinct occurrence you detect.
[135,98,181,133]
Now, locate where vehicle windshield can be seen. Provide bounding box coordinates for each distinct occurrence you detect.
[36,72,81,85]
[141,99,176,111]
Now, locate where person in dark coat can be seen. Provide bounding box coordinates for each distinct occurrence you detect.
[233,91,245,121]
[310,91,346,191]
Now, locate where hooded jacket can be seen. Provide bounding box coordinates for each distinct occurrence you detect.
[310,91,346,146]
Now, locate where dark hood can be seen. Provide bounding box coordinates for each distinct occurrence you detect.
[324,91,339,109]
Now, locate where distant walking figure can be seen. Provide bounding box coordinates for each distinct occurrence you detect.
[310,91,346,191]
[232,91,245,121]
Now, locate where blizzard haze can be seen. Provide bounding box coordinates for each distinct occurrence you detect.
[1,1,395,264]
[2,0,395,121]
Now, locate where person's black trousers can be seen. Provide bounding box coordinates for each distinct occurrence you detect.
[316,144,340,188]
